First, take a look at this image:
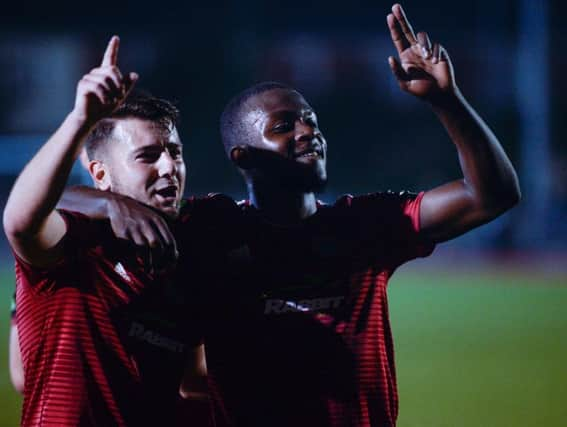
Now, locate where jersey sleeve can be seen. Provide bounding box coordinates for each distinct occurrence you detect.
[13,209,101,295]
[337,191,435,269]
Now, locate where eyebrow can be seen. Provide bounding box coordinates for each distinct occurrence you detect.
[132,144,161,154]
[132,141,182,155]
[269,109,315,119]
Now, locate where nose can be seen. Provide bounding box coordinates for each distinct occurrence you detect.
[157,150,177,177]
[294,119,318,143]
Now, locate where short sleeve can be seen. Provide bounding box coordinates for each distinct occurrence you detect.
[336,191,435,268]
[13,210,102,295]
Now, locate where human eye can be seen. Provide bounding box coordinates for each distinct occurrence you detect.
[272,121,293,133]
[136,150,161,162]
[168,145,183,159]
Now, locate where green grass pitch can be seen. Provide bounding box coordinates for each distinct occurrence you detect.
[1,268,566,426]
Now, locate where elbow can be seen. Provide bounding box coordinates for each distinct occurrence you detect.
[3,196,46,242]
[510,187,522,207]
[479,166,522,216]
[3,206,30,242]
[483,182,522,220]
[505,169,522,208]
[3,207,22,241]
[502,180,522,211]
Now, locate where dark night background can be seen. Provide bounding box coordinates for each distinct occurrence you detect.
[0,2,565,426]
[1,0,565,251]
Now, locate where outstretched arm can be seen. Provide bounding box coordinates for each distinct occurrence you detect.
[3,36,137,266]
[387,4,520,243]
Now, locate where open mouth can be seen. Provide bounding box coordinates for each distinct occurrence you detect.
[155,185,178,199]
[294,147,324,159]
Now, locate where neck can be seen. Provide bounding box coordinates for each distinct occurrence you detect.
[246,179,317,224]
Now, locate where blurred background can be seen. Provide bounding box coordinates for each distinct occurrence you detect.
[0,0,565,426]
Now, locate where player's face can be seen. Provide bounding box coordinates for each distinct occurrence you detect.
[104,118,186,218]
[243,88,327,190]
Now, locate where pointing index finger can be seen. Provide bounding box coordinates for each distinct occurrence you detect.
[102,35,120,67]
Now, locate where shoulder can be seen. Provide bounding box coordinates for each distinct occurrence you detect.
[179,194,239,222]
[324,190,425,231]
[334,190,420,209]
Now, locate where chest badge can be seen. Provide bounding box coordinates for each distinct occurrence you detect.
[114,262,132,283]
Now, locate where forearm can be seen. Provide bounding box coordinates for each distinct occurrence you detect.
[61,186,178,265]
[59,186,117,220]
[431,91,521,210]
[4,112,93,238]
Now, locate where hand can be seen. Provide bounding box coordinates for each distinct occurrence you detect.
[106,194,178,273]
[72,36,138,125]
[387,4,457,103]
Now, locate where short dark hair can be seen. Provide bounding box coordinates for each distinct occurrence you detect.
[220,81,293,156]
[85,90,180,160]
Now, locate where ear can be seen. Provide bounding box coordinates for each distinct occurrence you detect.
[88,160,111,191]
[230,146,254,170]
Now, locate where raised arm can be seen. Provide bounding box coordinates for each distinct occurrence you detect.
[387,4,520,243]
[3,36,137,266]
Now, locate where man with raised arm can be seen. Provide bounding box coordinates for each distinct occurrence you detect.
[3,36,212,426]
[27,4,520,425]
[190,4,520,426]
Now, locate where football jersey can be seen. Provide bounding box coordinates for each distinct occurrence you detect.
[14,197,222,427]
[200,191,435,427]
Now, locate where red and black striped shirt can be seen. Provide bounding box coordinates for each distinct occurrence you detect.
[201,191,435,427]
[14,207,202,427]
